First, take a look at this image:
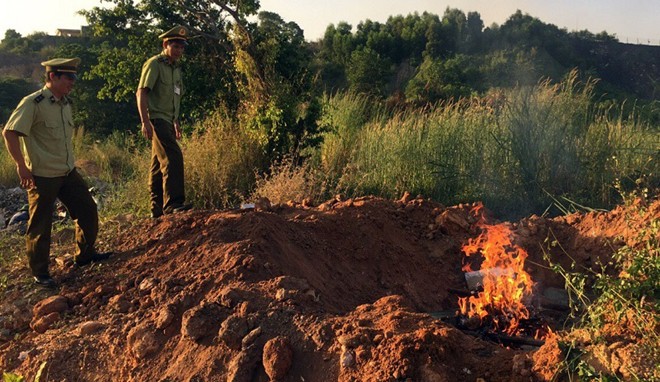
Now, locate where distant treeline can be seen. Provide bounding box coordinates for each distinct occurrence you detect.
[0,3,658,137]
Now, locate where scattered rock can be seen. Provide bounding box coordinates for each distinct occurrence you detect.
[108,295,132,313]
[127,323,160,360]
[340,346,355,369]
[435,208,470,233]
[181,302,225,342]
[255,197,272,211]
[155,305,176,330]
[138,278,157,293]
[227,345,261,382]
[242,327,262,349]
[263,336,293,380]
[31,312,60,333]
[79,321,104,335]
[33,295,69,318]
[18,349,31,361]
[399,191,412,203]
[218,314,249,350]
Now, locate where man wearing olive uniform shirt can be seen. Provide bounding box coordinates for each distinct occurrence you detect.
[137,26,192,218]
[3,58,111,288]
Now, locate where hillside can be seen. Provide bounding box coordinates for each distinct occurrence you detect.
[0,196,657,381]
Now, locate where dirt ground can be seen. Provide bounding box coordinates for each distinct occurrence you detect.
[0,194,657,381]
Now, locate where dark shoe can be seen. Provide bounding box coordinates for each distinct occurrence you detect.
[75,251,112,266]
[173,203,192,213]
[33,275,57,288]
[151,211,163,219]
[165,203,192,214]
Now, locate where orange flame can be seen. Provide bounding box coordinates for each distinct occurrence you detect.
[458,204,534,336]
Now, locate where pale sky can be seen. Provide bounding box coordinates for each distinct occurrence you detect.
[1,0,658,45]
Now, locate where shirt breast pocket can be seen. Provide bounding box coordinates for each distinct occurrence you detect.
[159,72,173,85]
[43,121,63,140]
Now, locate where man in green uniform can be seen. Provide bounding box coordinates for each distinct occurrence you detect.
[137,26,192,218]
[3,58,111,288]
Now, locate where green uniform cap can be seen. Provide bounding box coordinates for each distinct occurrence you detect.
[158,26,189,44]
[41,57,81,73]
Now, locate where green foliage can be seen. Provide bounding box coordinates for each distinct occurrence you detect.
[346,47,391,96]
[316,8,657,103]
[544,189,659,380]
[316,72,659,218]
[405,54,481,103]
[183,111,265,208]
[0,30,50,55]
[0,77,38,124]
[0,234,24,292]
[247,11,321,158]
[2,372,24,382]
[52,42,139,135]
[0,147,19,188]
[558,341,621,381]
[34,361,47,382]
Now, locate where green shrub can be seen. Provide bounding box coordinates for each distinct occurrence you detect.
[183,111,265,208]
[315,71,659,218]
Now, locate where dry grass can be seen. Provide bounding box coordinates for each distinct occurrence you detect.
[250,157,326,205]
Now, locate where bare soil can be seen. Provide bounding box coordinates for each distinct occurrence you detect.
[0,195,657,381]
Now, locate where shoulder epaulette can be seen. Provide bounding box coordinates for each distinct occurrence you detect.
[34,94,45,103]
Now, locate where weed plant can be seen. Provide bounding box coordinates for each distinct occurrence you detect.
[183,111,265,208]
[250,156,326,205]
[0,147,18,188]
[316,70,659,218]
[1,71,656,220]
[544,188,659,381]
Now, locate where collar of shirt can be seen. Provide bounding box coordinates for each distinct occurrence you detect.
[41,86,71,105]
[158,52,181,68]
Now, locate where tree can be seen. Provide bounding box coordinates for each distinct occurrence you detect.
[346,47,391,96]
[0,77,38,123]
[405,55,480,103]
[464,12,484,53]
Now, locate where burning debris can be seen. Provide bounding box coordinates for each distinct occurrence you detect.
[456,203,548,342]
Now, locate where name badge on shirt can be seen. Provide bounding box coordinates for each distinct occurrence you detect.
[174,85,181,95]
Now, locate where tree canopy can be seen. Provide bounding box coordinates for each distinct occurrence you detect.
[1,5,657,137]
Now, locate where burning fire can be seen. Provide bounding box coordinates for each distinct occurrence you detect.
[458,203,534,336]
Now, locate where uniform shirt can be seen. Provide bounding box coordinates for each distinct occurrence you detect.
[4,86,75,177]
[137,53,183,123]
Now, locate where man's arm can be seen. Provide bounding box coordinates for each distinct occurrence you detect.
[136,88,154,140]
[2,129,34,189]
[173,119,181,140]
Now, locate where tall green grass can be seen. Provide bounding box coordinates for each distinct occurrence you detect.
[183,111,265,208]
[316,71,659,217]
[1,70,655,219]
[0,135,20,187]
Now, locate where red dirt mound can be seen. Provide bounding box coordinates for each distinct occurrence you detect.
[0,196,656,381]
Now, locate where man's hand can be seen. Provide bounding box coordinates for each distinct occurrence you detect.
[17,164,34,189]
[141,121,155,140]
[3,129,34,189]
[174,120,182,140]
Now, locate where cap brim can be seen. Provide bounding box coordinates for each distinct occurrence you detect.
[165,37,188,45]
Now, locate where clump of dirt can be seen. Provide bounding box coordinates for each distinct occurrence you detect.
[0,195,656,381]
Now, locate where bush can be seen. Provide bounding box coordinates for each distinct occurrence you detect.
[250,157,326,205]
[546,191,659,380]
[183,111,265,208]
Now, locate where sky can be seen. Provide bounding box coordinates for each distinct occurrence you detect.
[1,0,658,45]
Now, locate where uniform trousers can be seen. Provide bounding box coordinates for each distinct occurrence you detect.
[150,118,185,215]
[27,169,98,277]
